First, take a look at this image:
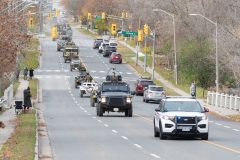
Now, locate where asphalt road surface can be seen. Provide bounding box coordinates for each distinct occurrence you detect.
[37,27,240,160]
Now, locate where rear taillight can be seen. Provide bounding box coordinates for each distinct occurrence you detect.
[137,84,142,88]
[162,91,165,95]
[148,91,152,94]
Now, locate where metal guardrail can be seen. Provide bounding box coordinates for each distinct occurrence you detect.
[207,91,240,111]
[0,97,7,111]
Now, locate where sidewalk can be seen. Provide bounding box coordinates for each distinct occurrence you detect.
[119,40,240,119]
[0,79,29,149]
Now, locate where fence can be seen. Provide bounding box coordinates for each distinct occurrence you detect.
[207,91,240,111]
[3,84,13,108]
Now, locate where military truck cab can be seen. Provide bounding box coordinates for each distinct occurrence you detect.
[63,44,79,63]
[96,68,135,117]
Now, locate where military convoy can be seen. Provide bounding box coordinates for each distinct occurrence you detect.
[63,42,79,63]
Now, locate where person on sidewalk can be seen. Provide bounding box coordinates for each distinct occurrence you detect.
[23,87,32,112]
[190,82,196,97]
[16,67,20,80]
[23,67,28,80]
[29,68,34,80]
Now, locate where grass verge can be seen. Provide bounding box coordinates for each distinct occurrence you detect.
[0,110,36,160]
[228,114,240,121]
[76,28,99,38]
[28,78,38,100]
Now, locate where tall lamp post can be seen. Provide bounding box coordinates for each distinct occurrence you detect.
[189,14,219,95]
[152,8,177,85]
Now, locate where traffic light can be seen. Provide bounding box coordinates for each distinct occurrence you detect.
[88,13,91,20]
[102,12,105,19]
[122,12,125,18]
[126,13,128,18]
[28,10,31,16]
[48,13,51,18]
[111,24,117,34]
[138,30,143,42]
[28,18,33,28]
[56,9,59,16]
[144,24,149,35]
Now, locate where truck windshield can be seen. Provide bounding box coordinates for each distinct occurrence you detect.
[102,84,128,92]
[66,49,78,52]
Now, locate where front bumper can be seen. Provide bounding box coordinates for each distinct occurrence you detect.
[146,95,166,101]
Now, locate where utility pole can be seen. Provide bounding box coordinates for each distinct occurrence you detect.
[39,0,43,33]
[151,31,156,80]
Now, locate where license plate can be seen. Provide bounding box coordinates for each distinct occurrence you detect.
[116,56,118,58]
[177,126,191,131]
[182,127,190,131]
[113,108,119,111]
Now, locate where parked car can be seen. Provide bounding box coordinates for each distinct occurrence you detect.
[103,46,117,57]
[109,52,122,63]
[143,85,166,103]
[98,42,109,53]
[134,76,155,96]
[93,38,103,49]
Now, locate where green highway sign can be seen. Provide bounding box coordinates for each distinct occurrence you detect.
[121,31,138,36]
[95,15,102,19]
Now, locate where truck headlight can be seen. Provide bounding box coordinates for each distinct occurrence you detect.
[101,97,106,103]
[199,116,208,120]
[162,115,174,120]
[126,97,131,103]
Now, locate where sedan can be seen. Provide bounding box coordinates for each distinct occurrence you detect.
[109,52,122,64]
[143,85,166,103]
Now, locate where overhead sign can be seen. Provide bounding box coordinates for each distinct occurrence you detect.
[122,31,138,36]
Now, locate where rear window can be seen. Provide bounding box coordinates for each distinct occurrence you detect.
[150,87,163,91]
[140,81,154,86]
[110,43,117,46]
[108,47,116,51]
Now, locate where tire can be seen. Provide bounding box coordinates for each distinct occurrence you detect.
[80,91,83,97]
[119,61,122,64]
[125,110,128,116]
[201,133,208,140]
[146,99,149,103]
[90,99,94,107]
[143,97,145,102]
[70,67,72,71]
[154,123,160,137]
[159,122,167,140]
[96,103,99,116]
[57,47,60,51]
[127,106,132,117]
[109,60,112,63]
[64,59,66,63]
[99,105,103,116]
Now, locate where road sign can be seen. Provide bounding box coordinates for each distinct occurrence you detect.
[122,31,138,36]
[95,15,102,19]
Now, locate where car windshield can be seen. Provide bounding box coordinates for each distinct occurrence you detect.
[140,81,154,85]
[102,85,128,92]
[164,101,202,112]
[66,49,78,52]
[150,87,163,91]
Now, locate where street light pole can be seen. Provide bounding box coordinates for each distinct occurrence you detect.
[152,31,156,80]
[152,8,177,84]
[39,1,43,33]
[189,14,218,93]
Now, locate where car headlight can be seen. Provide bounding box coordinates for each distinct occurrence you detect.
[162,115,174,120]
[101,97,106,103]
[126,97,131,103]
[199,116,208,120]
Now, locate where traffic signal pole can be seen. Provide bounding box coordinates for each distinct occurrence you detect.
[151,31,156,80]
[39,0,43,33]
[144,35,147,72]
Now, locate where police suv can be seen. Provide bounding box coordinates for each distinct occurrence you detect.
[153,96,209,140]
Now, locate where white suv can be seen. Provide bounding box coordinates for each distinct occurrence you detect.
[153,96,209,140]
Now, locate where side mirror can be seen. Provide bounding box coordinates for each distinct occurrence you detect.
[130,91,135,95]
[144,87,147,90]
[155,108,160,112]
[203,107,209,112]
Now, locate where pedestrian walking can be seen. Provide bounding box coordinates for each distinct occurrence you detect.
[23,87,32,112]
[23,67,28,80]
[190,82,196,97]
[29,68,34,80]
[16,67,20,80]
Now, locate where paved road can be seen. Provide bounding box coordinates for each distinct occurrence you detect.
[37,25,240,159]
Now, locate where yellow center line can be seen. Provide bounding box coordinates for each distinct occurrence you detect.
[133,112,240,154]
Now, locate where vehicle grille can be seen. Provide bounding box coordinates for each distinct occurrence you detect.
[74,64,79,67]
[176,117,196,124]
[108,97,124,107]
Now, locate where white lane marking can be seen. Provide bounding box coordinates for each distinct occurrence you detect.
[98,120,102,122]
[119,72,123,73]
[102,77,105,79]
[46,76,51,78]
[35,76,42,78]
[91,70,96,72]
[36,70,42,72]
[224,126,231,128]
[209,121,213,122]
[100,71,105,73]
[93,76,99,78]
[64,70,69,72]
[73,98,75,100]
[134,144,142,148]
[215,123,222,125]
[71,94,73,96]
[233,129,240,131]
[68,87,70,90]
[88,114,91,115]
[93,116,96,118]
[77,104,79,106]
[126,72,132,74]
[85,111,87,112]
[104,124,109,127]
[46,70,51,72]
[65,76,70,79]
[121,136,128,140]
[66,82,68,85]
[105,64,107,66]
[56,76,61,78]
[112,130,117,133]
[69,90,71,93]
[150,154,161,159]
[55,70,60,72]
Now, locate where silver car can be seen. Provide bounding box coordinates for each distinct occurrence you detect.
[143,85,166,103]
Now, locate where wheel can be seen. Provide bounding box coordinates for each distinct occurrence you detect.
[109,60,112,63]
[125,110,128,116]
[143,97,145,102]
[146,99,149,103]
[99,105,103,116]
[70,67,72,71]
[159,122,167,140]
[154,121,160,137]
[96,103,99,116]
[80,91,83,97]
[201,133,208,140]
[64,59,66,63]
[90,98,94,107]
[57,47,60,51]
[119,61,122,64]
[127,106,132,117]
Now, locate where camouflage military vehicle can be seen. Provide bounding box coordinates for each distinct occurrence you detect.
[57,35,69,51]
[63,43,79,63]
[70,57,86,71]
[74,69,87,88]
[90,90,98,107]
